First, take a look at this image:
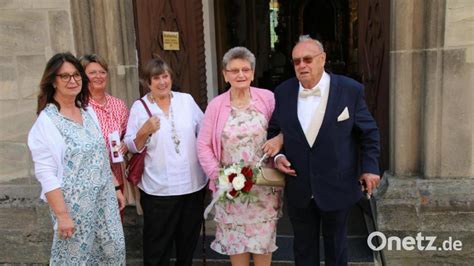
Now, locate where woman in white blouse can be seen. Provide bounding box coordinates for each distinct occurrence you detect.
[124,57,207,265]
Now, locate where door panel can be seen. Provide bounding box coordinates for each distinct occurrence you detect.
[133,0,207,109]
[358,0,389,172]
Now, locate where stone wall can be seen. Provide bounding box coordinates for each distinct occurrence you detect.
[0,0,76,262]
[377,0,474,264]
[0,0,141,263]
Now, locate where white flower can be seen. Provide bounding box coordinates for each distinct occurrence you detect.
[232,174,246,191]
[218,173,230,186]
[226,191,236,200]
[224,165,238,176]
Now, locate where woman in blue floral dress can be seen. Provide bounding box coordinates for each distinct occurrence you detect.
[28,53,125,264]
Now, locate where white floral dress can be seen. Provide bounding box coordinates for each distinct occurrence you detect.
[212,103,283,255]
[45,104,125,264]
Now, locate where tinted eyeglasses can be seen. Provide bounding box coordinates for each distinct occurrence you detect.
[56,72,82,83]
[291,52,323,66]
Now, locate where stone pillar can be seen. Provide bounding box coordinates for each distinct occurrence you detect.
[70,0,140,106]
[0,0,77,262]
[378,0,474,264]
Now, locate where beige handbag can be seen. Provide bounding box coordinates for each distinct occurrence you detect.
[255,154,285,187]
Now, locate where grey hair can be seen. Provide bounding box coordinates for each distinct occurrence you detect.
[222,46,256,70]
[297,35,325,52]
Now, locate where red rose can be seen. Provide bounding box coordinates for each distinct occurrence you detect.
[241,166,253,179]
[228,173,237,182]
[229,189,239,197]
[241,180,253,192]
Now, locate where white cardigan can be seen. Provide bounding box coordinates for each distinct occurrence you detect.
[28,106,100,202]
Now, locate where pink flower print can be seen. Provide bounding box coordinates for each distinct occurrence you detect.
[245,226,254,236]
[242,151,249,162]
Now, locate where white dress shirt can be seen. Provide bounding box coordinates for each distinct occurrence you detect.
[297,71,331,132]
[274,71,331,164]
[125,92,207,196]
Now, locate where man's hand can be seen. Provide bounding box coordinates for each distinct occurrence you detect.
[275,155,297,176]
[359,173,380,195]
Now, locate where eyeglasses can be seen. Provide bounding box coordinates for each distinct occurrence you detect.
[225,68,253,75]
[87,70,108,77]
[291,52,323,66]
[56,72,82,83]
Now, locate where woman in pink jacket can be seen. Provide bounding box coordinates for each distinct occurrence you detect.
[197,47,283,266]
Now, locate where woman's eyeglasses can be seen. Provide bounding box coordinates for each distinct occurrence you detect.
[224,68,253,75]
[87,70,108,77]
[56,72,82,83]
[291,52,323,66]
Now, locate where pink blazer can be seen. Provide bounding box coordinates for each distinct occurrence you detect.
[197,87,275,192]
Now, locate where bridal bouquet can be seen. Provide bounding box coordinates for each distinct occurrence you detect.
[217,162,257,201]
[203,162,258,218]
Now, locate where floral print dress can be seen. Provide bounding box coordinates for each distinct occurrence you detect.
[212,103,283,255]
[45,104,125,264]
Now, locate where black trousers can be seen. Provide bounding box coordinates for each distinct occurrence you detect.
[140,188,205,266]
[288,200,351,266]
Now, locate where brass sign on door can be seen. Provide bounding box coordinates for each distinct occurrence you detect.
[162,31,179,50]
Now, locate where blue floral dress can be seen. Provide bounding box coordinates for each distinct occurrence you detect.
[45,104,125,264]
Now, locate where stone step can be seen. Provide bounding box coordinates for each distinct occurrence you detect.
[126,259,375,266]
[123,197,379,264]
[193,235,373,262]
[125,235,374,265]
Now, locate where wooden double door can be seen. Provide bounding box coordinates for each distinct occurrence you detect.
[133,0,389,172]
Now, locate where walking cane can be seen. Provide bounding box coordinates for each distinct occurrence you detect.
[360,177,387,266]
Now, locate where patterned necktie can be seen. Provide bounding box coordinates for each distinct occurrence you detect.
[299,87,321,98]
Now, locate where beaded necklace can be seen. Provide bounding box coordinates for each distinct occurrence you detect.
[148,92,181,154]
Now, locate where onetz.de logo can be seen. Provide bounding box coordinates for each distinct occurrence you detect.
[367,231,463,251]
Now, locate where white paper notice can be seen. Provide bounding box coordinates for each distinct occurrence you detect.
[109,130,124,163]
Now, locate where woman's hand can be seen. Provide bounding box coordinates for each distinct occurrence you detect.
[120,141,128,155]
[116,189,126,211]
[262,133,283,157]
[134,116,160,150]
[141,116,160,135]
[44,189,75,240]
[56,212,75,240]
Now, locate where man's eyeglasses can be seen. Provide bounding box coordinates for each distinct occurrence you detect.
[224,68,253,75]
[291,52,323,66]
[87,70,108,77]
[56,72,82,83]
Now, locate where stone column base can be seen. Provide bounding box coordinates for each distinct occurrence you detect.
[375,173,474,265]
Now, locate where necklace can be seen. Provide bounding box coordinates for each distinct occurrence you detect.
[147,92,181,154]
[91,95,107,107]
[231,89,251,109]
[169,104,181,154]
